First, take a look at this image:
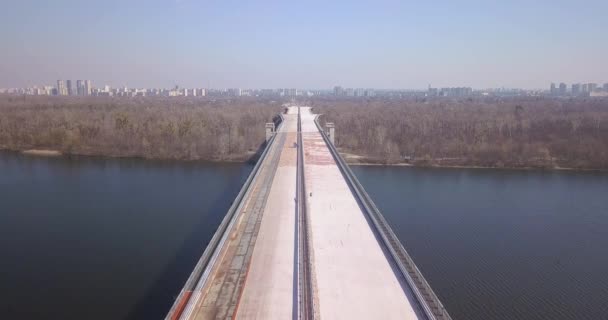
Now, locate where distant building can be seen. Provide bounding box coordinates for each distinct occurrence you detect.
[228,88,241,97]
[56,80,67,96]
[550,83,557,95]
[365,89,376,97]
[582,83,589,93]
[84,80,92,96]
[345,88,354,97]
[197,88,206,96]
[66,80,73,96]
[604,83,608,92]
[589,83,598,92]
[284,88,297,97]
[333,86,344,96]
[438,87,473,97]
[76,80,84,96]
[571,83,581,96]
[559,83,567,95]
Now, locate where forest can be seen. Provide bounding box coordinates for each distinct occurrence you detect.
[3,95,608,169]
[312,97,608,170]
[0,95,281,161]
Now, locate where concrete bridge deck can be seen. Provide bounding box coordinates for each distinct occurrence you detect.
[166,106,450,320]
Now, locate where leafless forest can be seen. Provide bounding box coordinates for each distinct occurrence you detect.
[312,97,608,169]
[0,95,281,161]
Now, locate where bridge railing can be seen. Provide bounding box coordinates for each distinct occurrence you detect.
[165,114,285,320]
[313,116,452,320]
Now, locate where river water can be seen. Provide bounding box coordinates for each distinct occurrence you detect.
[0,151,252,319]
[1,151,607,319]
[352,165,608,320]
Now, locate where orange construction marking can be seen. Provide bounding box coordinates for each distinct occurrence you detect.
[171,291,193,320]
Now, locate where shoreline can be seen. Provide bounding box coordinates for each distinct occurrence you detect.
[341,154,608,172]
[348,161,608,172]
[21,149,63,157]
[3,147,606,172]
[0,147,257,164]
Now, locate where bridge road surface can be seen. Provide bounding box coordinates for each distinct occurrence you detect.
[179,108,298,320]
[171,106,427,320]
[300,107,425,319]
[234,107,298,318]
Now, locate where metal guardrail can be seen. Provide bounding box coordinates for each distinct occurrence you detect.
[313,115,452,320]
[165,115,285,320]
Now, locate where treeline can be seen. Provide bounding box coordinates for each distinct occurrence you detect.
[0,95,282,161]
[311,97,608,169]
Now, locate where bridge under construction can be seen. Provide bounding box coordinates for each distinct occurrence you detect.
[166,107,451,320]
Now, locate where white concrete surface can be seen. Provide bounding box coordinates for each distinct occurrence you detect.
[300,107,423,320]
[235,109,298,319]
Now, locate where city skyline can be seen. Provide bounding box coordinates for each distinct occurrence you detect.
[1,0,607,89]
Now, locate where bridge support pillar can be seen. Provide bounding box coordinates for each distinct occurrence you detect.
[265,123,275,142]
[326,122,335,145]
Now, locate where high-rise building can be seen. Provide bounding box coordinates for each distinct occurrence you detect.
[66,80,73,95]
[604,83,608,91]
[84,80,92,96]
[228,88,241,97]
[333,86,344,96]
[56,80,67,96]
[589,83,598,92]
[559,83,567,95]
[76,80,84,96]
[197,88,206,96]
[572,83,581,96]
[285,88,297,97]
[582,83,589,93]
[550,83,557,95]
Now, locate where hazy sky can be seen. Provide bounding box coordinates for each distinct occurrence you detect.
[1,0,607,89]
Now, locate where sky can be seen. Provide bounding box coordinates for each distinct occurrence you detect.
[1,0,607,90]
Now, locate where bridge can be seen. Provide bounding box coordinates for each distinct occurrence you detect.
[166,107,451,320]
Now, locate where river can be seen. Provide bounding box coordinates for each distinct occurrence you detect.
[0,151,252,319]
[1,151,607,319]
[352,165,608,320]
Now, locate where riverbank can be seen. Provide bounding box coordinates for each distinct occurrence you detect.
[0,147,260,164]
[21,149,62,157]
[0,95,281,164]
[341,151,608,172]
[312,96,608,172]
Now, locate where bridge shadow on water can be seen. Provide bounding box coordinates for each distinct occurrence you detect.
[126,126,281,319]
[124,196,231,319]
[123,152,266,320]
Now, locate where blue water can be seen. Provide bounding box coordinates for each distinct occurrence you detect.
[0,151,252,319]
[2,150,607,320]
[353,166,608,320]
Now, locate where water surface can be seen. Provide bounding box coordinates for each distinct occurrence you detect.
[0,151,251,319]
[353,166,608,320]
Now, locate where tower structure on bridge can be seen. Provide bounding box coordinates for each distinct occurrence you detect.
[265,123,275,142]
[326,122,335,145]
